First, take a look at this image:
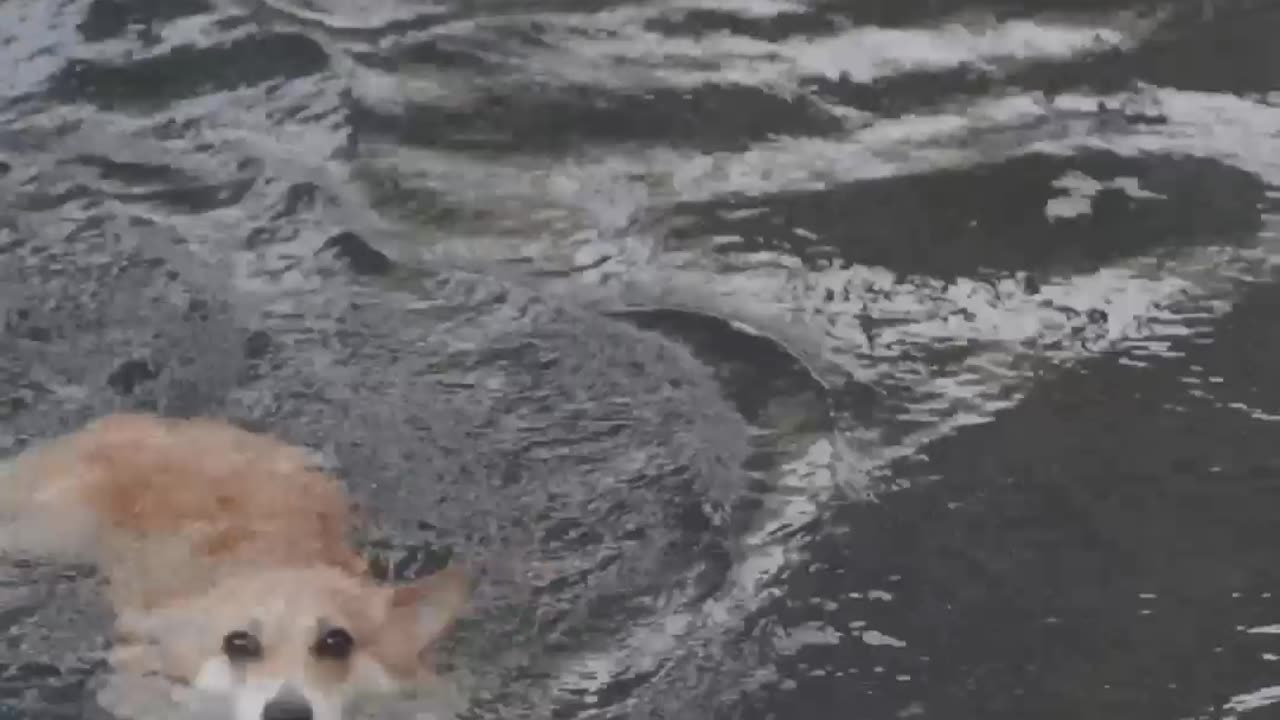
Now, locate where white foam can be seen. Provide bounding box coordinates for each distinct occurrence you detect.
[1224,685,1280,715]
[255,0,449,30]
[647,22,1114,87]
[671,0,805,16]
[1046,170,1167,220]
[0,0,82,101]
[774,622,844,654]
[421,12,1140,92]
[860,630,907,648]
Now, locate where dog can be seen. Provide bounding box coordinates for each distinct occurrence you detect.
[0,412,468,720]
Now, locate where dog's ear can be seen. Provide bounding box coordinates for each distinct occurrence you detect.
[385,564,469,646]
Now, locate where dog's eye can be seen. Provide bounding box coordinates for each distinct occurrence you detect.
[313,627,355,660]
[222,630,263,661]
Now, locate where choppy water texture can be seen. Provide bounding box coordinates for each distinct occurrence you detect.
[2,0,1280,717]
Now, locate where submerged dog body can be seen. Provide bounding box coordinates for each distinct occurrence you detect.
[0,413,466,720]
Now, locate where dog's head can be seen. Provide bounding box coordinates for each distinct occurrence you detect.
[112,564,468,720]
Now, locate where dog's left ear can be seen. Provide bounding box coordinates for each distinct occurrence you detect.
[385,564,469,645]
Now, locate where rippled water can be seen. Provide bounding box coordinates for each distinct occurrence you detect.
[2,0,1280,718]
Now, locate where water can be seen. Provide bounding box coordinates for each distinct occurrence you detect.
[2,0,1280,718]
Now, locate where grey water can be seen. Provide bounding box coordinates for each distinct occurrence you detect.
[2,0,1280,719]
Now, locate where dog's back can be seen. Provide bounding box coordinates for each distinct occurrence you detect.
[1,413,367,609]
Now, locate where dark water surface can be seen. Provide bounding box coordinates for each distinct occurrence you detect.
[2,0,1280,718]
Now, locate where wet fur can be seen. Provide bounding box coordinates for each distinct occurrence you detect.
[0,413,467,719]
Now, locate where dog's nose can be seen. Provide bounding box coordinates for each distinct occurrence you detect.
[261,698,313,720]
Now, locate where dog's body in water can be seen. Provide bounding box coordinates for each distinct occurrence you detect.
[0,413,467,720]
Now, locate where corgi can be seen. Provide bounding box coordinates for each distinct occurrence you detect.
[0,412,468,720]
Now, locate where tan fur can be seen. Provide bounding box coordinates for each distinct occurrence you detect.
[1,413,468,719]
